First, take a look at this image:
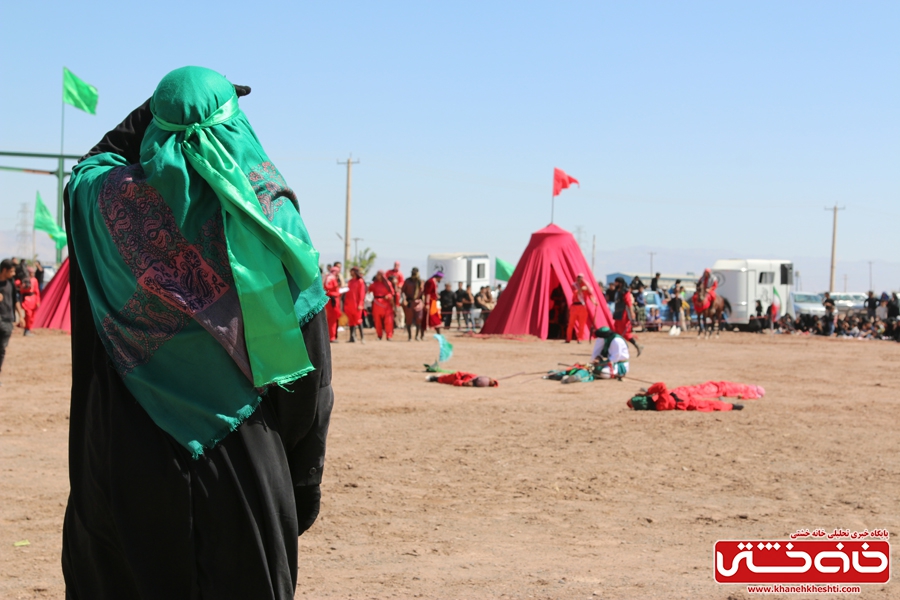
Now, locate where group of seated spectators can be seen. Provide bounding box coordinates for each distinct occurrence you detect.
[770,291,900,342]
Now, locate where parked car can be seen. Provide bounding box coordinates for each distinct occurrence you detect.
[788,292,825,318]
[636,290,698,326]
[830,293,866,316]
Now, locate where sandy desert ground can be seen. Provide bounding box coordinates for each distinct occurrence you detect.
[1,326,898,599]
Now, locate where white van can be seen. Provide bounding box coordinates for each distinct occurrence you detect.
[711,259,794,326]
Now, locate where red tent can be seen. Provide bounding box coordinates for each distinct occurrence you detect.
[33,258,71,333]
[482,224,612,339]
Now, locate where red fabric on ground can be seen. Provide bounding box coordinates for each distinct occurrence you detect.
[481,224,612,338]
[670,381,765,402]
[33,259,71,332]
[643,382,734,412]
[435,371,478,386]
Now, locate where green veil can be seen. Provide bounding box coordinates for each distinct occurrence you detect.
[68,66,326,458]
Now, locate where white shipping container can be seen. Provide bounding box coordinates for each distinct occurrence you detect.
[426,253,490,291]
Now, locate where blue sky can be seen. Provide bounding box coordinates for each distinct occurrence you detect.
[0,1,896,291]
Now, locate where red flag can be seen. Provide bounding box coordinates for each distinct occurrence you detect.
[552,168,579,197]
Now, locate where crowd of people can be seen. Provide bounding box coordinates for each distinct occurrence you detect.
[321,261,503,342]
[773,291,900,341]
[601,272,900,343]
[598,272,695,333]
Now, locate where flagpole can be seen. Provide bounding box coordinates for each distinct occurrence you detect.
[551,194,555,224]
[57,71,66,265]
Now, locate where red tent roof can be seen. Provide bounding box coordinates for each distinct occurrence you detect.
[482,224,612,339]
[33,258,71,333]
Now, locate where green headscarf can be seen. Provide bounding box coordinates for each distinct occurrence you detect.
[69,66,326,458]
[593,326,622,359]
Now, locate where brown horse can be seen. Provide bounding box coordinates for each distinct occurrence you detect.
[693,279,732,338]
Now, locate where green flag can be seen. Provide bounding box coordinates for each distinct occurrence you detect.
[433,334,453,363]
[35,192,68,249]
[495,257,514,281]
[63,67,98,114]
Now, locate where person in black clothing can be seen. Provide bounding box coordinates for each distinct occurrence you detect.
[864,291,879,320]
[11,257,26,286]
[61,79,332,599]
[439,283,456,329]
[650,272,661,293]
[454,282,468,329]
[0,259,23,382]
[888,293,900,320]
[667,291,683,331]
[821,292,836,335]
[33,260,44,290]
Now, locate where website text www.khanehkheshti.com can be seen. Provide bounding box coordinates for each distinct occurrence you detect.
[747,584,861,594]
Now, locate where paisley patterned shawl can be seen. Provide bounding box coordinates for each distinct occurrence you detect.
[68,67,325,458]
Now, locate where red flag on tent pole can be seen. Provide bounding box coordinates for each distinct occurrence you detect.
[552,168,579,196]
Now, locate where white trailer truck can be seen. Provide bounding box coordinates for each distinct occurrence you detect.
[711,259,794,328]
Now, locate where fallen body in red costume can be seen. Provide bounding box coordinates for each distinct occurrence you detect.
[428,372,498,387]
[628,381,765,412]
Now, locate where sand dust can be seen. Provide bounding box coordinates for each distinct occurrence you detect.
[1,327,898,599]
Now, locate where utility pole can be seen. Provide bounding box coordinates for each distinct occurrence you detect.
[591,235,596,275]
[352,237,364,263]
[868,261,873,291]
[337,155,360,281]
[649,251,656,276]
[824,205,845,293]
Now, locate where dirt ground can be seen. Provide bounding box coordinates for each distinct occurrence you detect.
[1,326,898,599]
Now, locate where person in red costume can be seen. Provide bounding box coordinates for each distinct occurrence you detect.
[323,265,342,342]
[428,371,498,387]
[385,261,404,289]
[692,268,718,314]
[421,271,444,334]
[17,265,41,337]
[627,381,764,412]
[670,381,764,403]
[566,273,597,343]
[611,277,643,356]
[344,267,366,343]
[368,271,395,340]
